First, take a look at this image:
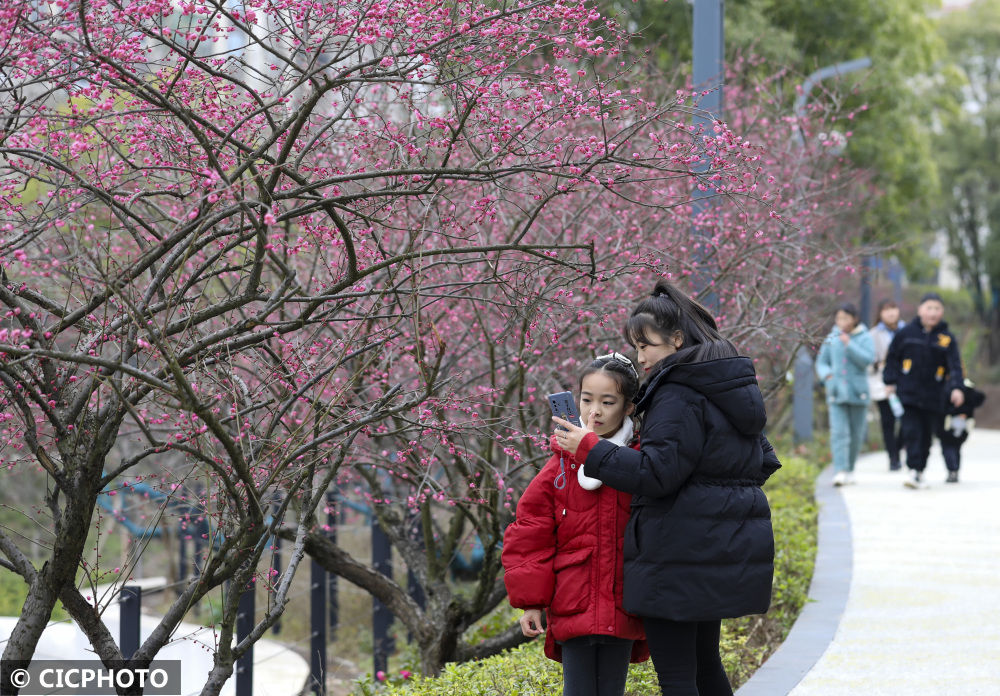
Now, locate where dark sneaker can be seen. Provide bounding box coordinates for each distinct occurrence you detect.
[946,471,959,484]
[889,461,902,471]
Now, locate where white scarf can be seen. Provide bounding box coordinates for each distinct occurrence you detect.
[577,417,634,490]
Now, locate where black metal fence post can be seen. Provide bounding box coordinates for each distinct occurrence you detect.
[860,255,874,331]
[372,519,393,677]
[270,496,283,636]
[793,346,815,444]
[235,586,254,696]
[310,557,327,696]
[120,585,141,660]
[177,525,187,583]
[192,490,205,578]
[888,256,904,304]
[326,492,338,638]
[405,510,425,643]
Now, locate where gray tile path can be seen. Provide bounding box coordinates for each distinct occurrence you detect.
[738,428,1000,696]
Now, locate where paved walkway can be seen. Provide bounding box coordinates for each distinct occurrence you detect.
[738,428,1000,696]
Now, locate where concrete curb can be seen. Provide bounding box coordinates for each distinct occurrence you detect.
[735,465,852,696]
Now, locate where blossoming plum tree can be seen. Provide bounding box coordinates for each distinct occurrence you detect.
[293,64,871,675]
[0,0,869,684]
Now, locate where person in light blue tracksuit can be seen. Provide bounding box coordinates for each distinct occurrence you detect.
[816,303,875,486]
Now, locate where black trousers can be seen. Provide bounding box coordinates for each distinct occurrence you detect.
[642,617,732,696]
[939,431,967,472]
[560,635,633,696]
[874,399,903,466]
[900,407,944,473]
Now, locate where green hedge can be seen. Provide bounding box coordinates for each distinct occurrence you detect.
[719,451,819,686]
[0,571,69,622]
[0,570,29,617]
[363,453,820,695]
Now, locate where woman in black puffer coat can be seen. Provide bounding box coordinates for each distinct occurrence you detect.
[554,281,781,696]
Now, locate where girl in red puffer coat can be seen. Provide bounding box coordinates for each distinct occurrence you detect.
[502,353,649,696]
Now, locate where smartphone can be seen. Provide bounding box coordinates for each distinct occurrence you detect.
[547,391,581,429]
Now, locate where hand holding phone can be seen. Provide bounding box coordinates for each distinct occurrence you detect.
[547,391,581,430]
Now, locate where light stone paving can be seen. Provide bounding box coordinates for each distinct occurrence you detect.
[787,428,1000,696]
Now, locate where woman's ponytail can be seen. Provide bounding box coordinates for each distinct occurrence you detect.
[627,281,737,364]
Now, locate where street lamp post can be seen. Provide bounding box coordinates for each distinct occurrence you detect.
[692,1,724,119]
[690,0,724,307]
[791,57,872,444]
[795,57,875,321]
[793,58,872,143]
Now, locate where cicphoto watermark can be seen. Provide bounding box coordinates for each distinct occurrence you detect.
[1,660,181,695]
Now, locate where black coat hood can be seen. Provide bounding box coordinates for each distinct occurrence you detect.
[636,356,767,437]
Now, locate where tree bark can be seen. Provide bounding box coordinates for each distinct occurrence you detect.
[454,623,532,663]
[281,526,527,675]
[2,468,98,662]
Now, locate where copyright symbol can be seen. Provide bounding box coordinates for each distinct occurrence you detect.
[10,668,29,687]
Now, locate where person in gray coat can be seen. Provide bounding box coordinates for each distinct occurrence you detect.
[816,303,875,486]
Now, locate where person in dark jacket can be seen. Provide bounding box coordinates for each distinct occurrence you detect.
[939,379,986,483]
[554,281,781,696]
[503,354,649,696]
[882,292,964,488]
[867,299,906,470]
